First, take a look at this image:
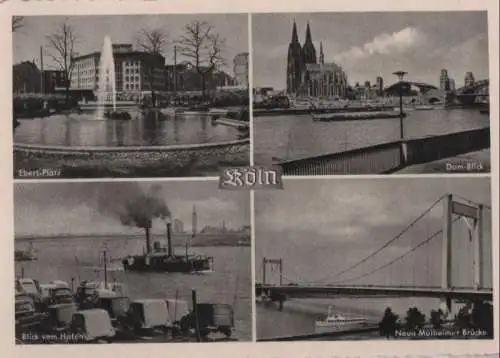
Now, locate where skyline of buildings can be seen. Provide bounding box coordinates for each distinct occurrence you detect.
[13,44,248,96]
[252,12,488,90]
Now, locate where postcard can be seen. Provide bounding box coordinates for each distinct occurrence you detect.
[1,0,498,358]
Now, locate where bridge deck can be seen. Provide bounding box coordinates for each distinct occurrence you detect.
[256,284,493,301]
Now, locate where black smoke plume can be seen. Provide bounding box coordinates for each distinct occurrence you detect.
[96,183,171,253]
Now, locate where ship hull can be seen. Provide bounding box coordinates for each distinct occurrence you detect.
[314,320,369,334]
[122,254,212,273]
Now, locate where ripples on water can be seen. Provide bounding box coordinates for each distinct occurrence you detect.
[254,109,490,163]
[15,237,251,341]
[14,113,241,147]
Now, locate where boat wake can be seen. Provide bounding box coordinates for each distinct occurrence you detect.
[81,265,124,272]
[192,269,215,275]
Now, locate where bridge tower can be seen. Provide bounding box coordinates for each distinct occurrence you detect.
[441,194,484,313]
[262,258,283,286]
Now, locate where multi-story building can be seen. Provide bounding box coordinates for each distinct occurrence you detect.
[173,219,184,233]
[464,71,475,87]
[233,52,249,87]
[164,62,235,93]
[12,62,68,95]
[440,69,450,91]
[13,61,41,94]
[376,76,384,96]
[70,43,165,96]
[43,70,67,93]
[449,78,456,92]
[286,21,348,98]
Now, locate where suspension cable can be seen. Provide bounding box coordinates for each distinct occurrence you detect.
[315,194,446,282]
[331,217,461,285]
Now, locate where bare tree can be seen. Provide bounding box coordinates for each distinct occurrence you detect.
[46,19,77,104]
[136,28,168,107]
[177,20,227,100]
[12,16,24,32]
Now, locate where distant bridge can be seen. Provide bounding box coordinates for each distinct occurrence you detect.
[257,194,493,312]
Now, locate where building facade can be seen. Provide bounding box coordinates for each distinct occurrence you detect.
[13,61,41,94]
[440,69,450,91]
[376,76,384,96]
[173,219,185,233]
[43,70,67,93]
[164,62,236,94]
[464,71,475,88]
[233,52,249,88]
[286,22,348,98]
[70,44,165,96]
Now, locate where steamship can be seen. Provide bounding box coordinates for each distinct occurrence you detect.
[122,214,214,273]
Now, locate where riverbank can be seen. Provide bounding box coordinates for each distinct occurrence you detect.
[253,105,395,117]
[16,233,251,247]
[312,111,404,121]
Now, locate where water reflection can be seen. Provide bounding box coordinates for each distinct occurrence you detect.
[14,112,243,147]
[254,108,490,164]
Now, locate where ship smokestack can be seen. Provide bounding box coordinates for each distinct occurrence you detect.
[166,220,173,257]
[145,226,152,254]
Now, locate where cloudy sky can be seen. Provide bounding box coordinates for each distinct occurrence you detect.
[255,178,492,288]
[13,14,248,75]
[15,181,250,237]
[252,12,489,89]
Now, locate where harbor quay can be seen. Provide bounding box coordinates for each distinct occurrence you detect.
[14,181,252,344]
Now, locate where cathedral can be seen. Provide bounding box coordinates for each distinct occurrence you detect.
[286,21,348,98]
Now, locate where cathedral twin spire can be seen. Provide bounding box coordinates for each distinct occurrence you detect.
[287,20,325,94]
[290,20,324,65]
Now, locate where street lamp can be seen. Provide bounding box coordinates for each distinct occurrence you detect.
[393,70,408,165]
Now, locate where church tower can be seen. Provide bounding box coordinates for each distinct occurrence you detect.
[286,20,304,94]
[302,22,317,64]
[319,42,325,65]
[192,205,197,237]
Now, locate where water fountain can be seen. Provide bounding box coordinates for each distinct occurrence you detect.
[13,36,250,177]
[95,35,117,120]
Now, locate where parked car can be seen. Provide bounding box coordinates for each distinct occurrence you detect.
[180,303,234,338]
[127,299,171,335]
[70,309,116,343]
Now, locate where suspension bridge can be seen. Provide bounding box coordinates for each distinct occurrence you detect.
[256,193,493,313]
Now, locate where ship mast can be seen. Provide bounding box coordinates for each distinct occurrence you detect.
[166,217,173,257]
[186,205,197,258]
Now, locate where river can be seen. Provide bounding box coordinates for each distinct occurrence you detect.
[15,237,251,341]
[254,108,490,164]
[255,224,493,340]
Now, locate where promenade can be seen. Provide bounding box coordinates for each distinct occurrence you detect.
[396,149,490,174]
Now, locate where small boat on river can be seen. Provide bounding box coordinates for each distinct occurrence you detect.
[314,305,369,334]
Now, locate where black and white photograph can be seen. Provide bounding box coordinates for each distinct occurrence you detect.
[12,14,249,179]
[14,181,251,343]
[252,12,490,175]
[254,178,493,341]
